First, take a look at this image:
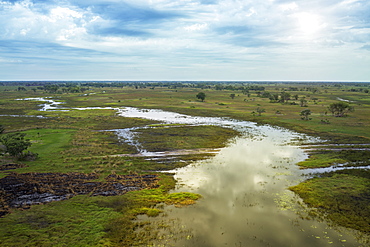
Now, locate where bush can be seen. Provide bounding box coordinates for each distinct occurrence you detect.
[18,151,38,161]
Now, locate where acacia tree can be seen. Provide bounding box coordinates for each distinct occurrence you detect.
[328,102,354,117]
[196,92,206,102]
[299,97,307,107]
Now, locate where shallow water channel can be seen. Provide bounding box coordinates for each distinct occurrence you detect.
[19,98,369,246]
[116,108,367,247]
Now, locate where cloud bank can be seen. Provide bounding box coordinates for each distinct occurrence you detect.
[0,0,369,81]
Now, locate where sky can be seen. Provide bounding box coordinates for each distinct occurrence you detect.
[0,0,369,81]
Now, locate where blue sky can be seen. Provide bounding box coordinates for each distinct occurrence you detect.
[0,0,369,81]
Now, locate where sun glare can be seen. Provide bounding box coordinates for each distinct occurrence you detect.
[296,13,323,35]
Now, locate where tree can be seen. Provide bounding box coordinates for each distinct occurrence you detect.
[300,109,312,120]
[261,92,271,98]
[230,93,236,99]
[328,102,354,117]
[299,97,308,107]
[215,85,223,90]
[0,133,32,158]
[280,92,291,103]
[196,92,206,102]
[43,85,59,93]
[0,124,4,134]
[256,107,265,116]
[269,93,279,102]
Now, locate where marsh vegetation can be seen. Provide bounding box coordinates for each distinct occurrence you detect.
[0,81,369,246]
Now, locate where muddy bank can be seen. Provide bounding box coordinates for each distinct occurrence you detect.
[111,148,221,157]
[0,172,159,217]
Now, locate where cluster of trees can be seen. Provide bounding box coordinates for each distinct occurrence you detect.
[327,102,354,117]
[266,91,294,103]
[346,88,369,93]
[11,84,90,94]
[0,125,36,160]
[194,91,354,121]
[215,84,265,92]
[194,89,354,121]
[36,85,89,94]
[300,102,354,121]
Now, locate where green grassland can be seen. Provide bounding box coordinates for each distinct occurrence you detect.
[135,125,239,152]
[0,81,370,244]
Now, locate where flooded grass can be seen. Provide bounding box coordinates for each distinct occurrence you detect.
[292,145,370,235]
[297,149,370,169]
[290,170,370,234]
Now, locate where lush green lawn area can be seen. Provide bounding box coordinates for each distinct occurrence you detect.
[26,128,75,159]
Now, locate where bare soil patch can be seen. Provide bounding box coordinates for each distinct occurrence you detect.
[0,172,159,217]
[0,163,26,171]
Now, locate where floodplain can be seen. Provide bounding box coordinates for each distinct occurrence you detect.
[0,81,369,246]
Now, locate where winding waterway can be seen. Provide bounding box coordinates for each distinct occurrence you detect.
[117,108,368,247]
[18,98,370,246]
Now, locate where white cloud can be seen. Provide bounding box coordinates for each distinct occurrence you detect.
[0,1,96,42]
[0,0,369,80]
[279,2,298,12]
[50,6,83,20]
[184,23,208,31]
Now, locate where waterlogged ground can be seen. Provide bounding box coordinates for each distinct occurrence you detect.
[13,98,370,246]
[113,108,368,246]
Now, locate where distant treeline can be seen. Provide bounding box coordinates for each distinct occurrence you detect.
[1,81,369,93]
